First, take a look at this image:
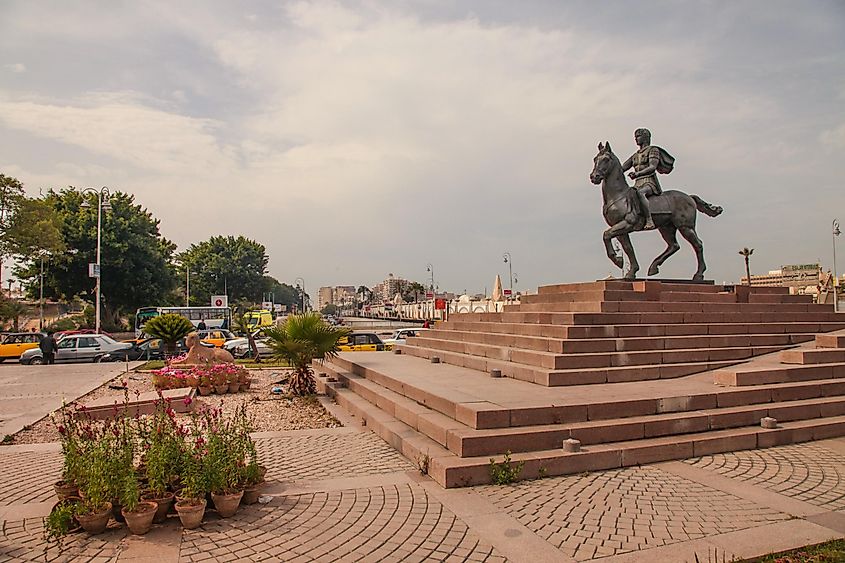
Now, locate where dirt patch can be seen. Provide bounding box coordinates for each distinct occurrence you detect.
[10,368,341,444]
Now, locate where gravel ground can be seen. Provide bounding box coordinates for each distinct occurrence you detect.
[10,368,341,444]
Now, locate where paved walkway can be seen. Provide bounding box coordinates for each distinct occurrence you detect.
[0,362,135,438]
[0,386,843,561]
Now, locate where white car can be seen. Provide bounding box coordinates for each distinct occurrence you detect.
[232,338,273,359]
[382,328,427,347]
[20,334,132,364]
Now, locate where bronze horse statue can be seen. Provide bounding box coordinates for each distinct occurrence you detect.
[590,142,722,281]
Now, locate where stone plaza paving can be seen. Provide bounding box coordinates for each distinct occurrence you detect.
[1,408,844,562]
[0,361,843,562]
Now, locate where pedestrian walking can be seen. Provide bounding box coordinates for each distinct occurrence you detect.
[197,320,207,330]
[39,331,58,364]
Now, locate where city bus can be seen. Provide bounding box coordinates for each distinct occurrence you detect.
[134,306,230,337]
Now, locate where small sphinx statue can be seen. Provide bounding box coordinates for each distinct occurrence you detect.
[170,331,235,365]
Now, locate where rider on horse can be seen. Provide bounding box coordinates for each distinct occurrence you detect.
[621,128,674,230]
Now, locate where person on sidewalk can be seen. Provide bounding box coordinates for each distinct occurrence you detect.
[39,331,58,364]
[197,319,207,330]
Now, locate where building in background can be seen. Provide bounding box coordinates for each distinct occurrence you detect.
[739,263,839,297]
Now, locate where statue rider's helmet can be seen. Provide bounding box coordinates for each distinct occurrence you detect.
[635,128,651,145]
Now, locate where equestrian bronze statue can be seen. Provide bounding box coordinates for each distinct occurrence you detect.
[589,129,723,281]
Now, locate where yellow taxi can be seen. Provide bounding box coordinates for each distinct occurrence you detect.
[336,332,391,352]
[0,332,44,362]
[197,329,236,348]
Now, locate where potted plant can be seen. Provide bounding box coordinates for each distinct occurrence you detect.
[226,369,240,393]
[143,313,195,358]
[52,406,82,500]
[119,471,157,535]
[238,370,251,391]
[211,370,228,394]
[240,451,265,505]
[204,408,245,517]
[43,496,81,544]
[197,371,213,396]
[141,401,179,523]
[174,450,207,529]
[74,440,113,535]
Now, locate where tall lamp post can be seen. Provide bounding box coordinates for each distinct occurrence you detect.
[80,187,112,334]
[295,277,306,313]
[503,252,513,294]
[834,220,841,313]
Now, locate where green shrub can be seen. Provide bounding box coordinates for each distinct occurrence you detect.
[143,314,194,355]
[489,451,524,485]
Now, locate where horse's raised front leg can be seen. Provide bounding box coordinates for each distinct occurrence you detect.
[603,220,636,274]
[648,225,681,276]
[678,226,706,280]
[617,233,639,280]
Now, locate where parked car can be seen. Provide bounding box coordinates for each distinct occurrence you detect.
[223,329,266,355]
[337,332,390,352]
[196,329,236,348]
[382,328,427,347]
[0,332,45,362]
[20,334,132,364]
[100,337,206,362]
[231,338,272,359]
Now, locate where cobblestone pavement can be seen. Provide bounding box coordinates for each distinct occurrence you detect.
[255,431,413,482]
[1,424,844,562]
[477,466,790,561]
[686,443,845,511]
[0,450,61,506]
[181,484,504,563]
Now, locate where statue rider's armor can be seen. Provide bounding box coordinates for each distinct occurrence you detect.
[631,145,662,197]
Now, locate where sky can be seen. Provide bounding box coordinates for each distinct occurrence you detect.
[1,0,844,299]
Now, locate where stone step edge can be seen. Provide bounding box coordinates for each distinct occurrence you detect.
[442,320,845,339]
[407,334,795,368]
[715,362,845,386]
[320,356,845,431]
[400,342,742,385]
[321,364,845,458]
[314,375,845,488]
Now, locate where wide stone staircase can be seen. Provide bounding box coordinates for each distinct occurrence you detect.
[315,280,845,487]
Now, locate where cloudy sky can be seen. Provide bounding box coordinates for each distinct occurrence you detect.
[1,1,844,298]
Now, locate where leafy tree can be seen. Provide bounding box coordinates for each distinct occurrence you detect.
[14,189,177,329]
[0,174,26,282]
[357,286,373,304]
[4,197,65,258]
[0,299,30,331]
[321,304,339,316]
[403,281,427,303]
[263,313,349,396]
[178,236,268,306]
[143,313,194,356]
[261,276,300,312]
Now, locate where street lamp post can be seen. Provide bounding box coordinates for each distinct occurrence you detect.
[80,187,112,334]
[295,277,306,313]
[39,256,45,330]
[834,220,841,313]
[503,252,513,295]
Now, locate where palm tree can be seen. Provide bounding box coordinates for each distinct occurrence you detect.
[144,313,195,357]
[263,312,350,396]
[231,309,262,363]
[739,247,754,286]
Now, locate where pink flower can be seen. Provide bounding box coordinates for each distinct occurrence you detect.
[183,396,193,407]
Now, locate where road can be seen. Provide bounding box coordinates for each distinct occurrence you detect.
[0,361,132,438]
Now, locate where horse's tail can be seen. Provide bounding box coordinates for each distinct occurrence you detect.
[691,195,723,217]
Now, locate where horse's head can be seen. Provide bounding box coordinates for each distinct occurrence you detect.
[590,141,615,185]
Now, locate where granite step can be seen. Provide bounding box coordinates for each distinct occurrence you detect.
[816,333,845,348]
[714,361,845,386]
[509,300,824,313]
[318,356,845,430]
[405,334,791,370]
[781,348,845,365]
[420,328,813,354]
[442,320,845,339]
[315,373,845,487]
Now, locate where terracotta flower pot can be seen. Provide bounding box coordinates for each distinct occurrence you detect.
[198,385,213,396]
[76,502,112,535]
[122,501,158,535]
[143,491,174,523]
[214,384,229,394]
[211,490,243,518]
[50,496,82,534]
[175,498,206,529]
[241,482,263,505]
[228,381,240,393]
[54,480,79,501]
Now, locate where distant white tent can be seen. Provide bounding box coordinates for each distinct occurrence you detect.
[492,275,504,301]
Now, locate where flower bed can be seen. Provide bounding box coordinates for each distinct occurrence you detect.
[44,395,266,542]
[150,363,250,394]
